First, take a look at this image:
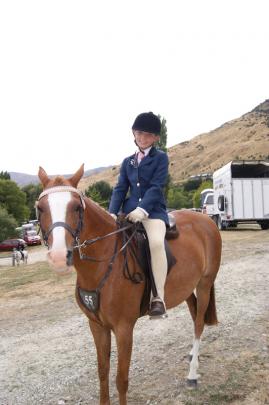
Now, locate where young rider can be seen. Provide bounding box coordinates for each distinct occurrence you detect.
[17,241,25,260]
[109,112,169,318]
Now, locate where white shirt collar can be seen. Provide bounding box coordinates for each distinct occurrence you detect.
[137,146,152,156]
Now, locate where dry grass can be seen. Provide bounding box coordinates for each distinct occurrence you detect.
[0,262,75,295]
[0,262,51,293]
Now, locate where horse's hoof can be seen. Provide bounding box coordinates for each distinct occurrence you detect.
[187,379,198,388]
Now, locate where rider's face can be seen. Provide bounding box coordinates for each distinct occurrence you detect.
[133,130,159,150]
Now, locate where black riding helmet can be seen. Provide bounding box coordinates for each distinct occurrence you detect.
[132,112,161,135]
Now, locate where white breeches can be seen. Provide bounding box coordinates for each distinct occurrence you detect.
[142,218,167,301]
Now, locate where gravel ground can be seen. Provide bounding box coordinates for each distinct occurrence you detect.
[0,225,268,405]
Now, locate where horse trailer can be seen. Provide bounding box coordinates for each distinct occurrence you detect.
[212,160,269,230]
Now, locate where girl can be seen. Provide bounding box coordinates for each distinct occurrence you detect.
[109,112,169,318]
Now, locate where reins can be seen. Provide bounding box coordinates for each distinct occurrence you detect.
[75,223,137,262]
[75,222,144,288]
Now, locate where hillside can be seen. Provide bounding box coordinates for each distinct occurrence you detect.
[9,167,111,187]
[7,99,269,189]
[79,99,269,190]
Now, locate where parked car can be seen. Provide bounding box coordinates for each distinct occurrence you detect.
[0,238,27,251]
[23,230,42,246]
[202,192,214,217]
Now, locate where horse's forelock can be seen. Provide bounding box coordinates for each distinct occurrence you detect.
[46,176,71,188]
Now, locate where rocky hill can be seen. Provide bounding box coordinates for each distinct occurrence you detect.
[78,99,269,190]
[8,100,269,189]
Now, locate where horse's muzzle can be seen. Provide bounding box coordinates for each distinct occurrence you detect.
[47,249,74,275]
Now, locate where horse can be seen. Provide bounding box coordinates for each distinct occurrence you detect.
[12,249,28,266]
[37,165,222,405]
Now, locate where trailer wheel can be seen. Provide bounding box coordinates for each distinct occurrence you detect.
[228,221,237,228]
[260,221,269,230]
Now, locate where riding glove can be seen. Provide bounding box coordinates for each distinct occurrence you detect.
[110,213,117,221]
[127,207,148,223]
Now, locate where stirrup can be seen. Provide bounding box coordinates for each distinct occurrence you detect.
[149,299,168,320]
[149,313,168,320]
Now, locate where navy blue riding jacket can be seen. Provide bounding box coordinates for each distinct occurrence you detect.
[109,147,169,225]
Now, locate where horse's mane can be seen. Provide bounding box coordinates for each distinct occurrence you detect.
[85,195,111,218]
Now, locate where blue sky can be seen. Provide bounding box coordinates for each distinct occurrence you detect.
[1,0,269,175]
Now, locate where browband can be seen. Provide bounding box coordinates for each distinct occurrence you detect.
[38,186,86,209]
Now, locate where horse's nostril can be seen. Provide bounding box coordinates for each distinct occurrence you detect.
[66,249,73,266]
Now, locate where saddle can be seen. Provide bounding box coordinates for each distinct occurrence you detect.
[119,213,179,316]
[166,212,180,240]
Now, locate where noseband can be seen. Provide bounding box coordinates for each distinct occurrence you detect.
[37,186,85,249]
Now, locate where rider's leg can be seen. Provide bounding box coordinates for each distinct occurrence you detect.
[142,218,168,316]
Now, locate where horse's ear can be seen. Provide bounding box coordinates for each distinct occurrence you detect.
[38,166,50,188]
[69,164,84,188]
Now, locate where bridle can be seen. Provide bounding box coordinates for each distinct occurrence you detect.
[37,186,144,306]
[37,186,138,265]
[37,186,85,250]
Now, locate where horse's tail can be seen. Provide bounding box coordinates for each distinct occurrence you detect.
[204,284,218,326]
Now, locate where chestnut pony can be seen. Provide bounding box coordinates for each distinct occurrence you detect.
[37,165,221,405]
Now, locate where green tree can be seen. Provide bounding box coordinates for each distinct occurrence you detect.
[156,115,167,152]
[164,173,171,200]
[0,179,30,224]
[183,178,202,192]
[192,180,213,208]
[22,183,43,220]
[85,181,113,209]
[167,184,193,209]
[155,115,171,198]
[0,206,18,241]
[0,171,10,180]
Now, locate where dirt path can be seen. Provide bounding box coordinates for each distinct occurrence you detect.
[0,226,268,404]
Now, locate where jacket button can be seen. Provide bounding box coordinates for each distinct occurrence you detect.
[139,198,142,201]
[137,182,140,187]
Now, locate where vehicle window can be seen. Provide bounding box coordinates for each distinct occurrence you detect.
[27,230,37,236]
[206,195,214,204]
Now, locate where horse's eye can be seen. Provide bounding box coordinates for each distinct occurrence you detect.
[37,206,43,213]
[75,205,81,212]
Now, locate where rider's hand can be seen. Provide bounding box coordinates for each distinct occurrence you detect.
[127,208,148,223]
[110,213,117,221]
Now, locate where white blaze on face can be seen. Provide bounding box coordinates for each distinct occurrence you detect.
[48,192,71,250]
